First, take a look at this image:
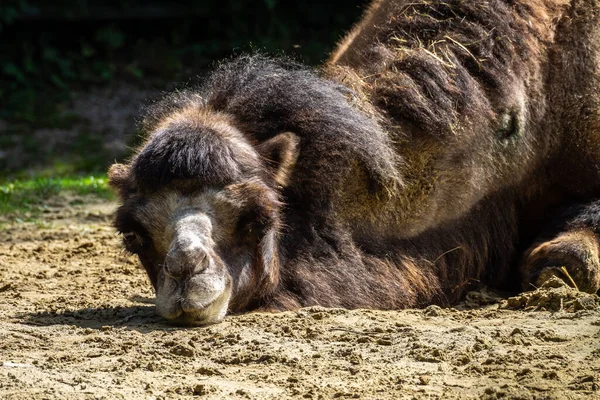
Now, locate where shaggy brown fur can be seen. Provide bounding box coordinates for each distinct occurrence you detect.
[109,0,600,324]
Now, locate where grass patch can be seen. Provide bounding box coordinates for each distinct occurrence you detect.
[0,175,113,216]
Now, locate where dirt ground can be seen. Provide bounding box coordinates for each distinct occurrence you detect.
[1,197,600,399]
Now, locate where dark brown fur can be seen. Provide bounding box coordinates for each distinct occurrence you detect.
[109,0,600,323]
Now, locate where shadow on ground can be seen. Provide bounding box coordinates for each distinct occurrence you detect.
[19,304,167,332]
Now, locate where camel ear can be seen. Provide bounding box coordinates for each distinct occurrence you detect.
[256,132,300,187]
[108,163,131,191]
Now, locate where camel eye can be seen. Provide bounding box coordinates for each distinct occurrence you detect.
[238,210,265,232]
[122,232,143,253]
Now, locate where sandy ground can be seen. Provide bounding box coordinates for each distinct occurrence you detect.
[1,197,600,399]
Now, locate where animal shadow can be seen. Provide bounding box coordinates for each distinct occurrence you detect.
[17,296,185,332]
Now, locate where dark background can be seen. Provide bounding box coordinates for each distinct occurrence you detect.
[0,0,367,179]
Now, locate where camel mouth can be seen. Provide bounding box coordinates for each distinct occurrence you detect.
[155,271,232,325]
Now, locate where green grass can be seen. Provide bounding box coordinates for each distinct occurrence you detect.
[0,175,114,216]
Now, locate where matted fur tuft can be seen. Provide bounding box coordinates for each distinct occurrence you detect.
[136,55,403,197]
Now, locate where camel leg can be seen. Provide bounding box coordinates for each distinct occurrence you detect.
[520,201,600,293]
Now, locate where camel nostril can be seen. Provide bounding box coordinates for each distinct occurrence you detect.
[192,251,210,275]
[163,261,181,281]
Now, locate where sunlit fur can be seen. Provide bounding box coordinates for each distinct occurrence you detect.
[109,0,600,324]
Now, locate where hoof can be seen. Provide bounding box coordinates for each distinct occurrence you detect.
[520,230,600,293]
